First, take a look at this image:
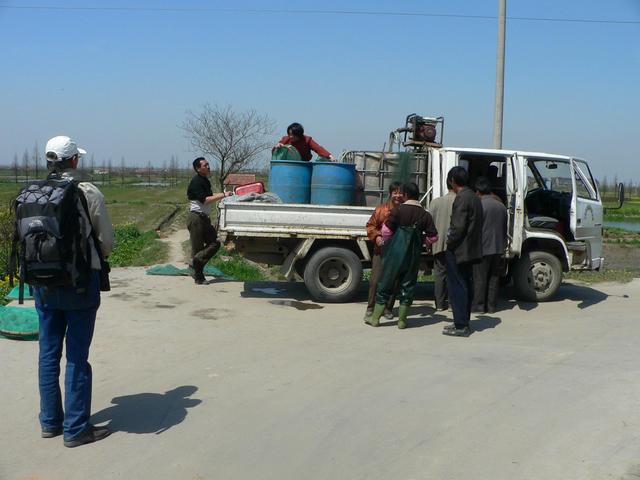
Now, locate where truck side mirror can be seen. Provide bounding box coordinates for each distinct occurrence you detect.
[604,182,625,213]
[616,182,625,209]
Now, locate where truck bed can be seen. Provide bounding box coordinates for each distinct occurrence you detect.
[218,202,375,238]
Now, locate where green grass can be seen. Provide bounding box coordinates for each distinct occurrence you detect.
[109,224,168,267]
[107,203,179,230]
[603,194,640,219]
[181,239,267,281]
[564,269,635,284]
[0,276,11,306]
[603,227,640,246]
[207,252,266,281]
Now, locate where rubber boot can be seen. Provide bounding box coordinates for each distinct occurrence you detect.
[364,303,385,327]
[397,305,409,329]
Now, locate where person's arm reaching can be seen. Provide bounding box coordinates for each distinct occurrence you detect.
[307,137,334,160]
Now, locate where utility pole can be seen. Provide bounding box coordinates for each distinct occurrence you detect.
[493,0,506,149]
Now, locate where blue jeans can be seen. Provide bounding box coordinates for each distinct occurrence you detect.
[35,271,100,440]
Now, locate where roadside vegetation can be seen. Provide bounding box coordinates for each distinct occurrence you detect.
[208,252,266,281]
[109,223,168,268]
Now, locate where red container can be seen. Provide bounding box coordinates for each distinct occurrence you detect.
[234,182,265,196]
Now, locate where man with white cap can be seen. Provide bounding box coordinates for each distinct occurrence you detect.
[36,135,114,447]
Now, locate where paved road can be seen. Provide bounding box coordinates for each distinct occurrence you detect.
[2,268,640,480]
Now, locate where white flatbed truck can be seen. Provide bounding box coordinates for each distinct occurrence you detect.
[217,147,615,303]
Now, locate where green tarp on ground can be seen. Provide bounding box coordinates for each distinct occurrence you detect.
[0,306,39,340]
[145,264,230,279]
[5,285,34,300]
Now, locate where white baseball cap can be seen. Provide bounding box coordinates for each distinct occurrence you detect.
[45,136,87,161]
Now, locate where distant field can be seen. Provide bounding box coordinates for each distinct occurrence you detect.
[603,194,640,219]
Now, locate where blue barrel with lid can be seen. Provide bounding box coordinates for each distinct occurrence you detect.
[310,162,356,205]
[268,160,312,203]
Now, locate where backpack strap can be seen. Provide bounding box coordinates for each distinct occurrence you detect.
[76,185,111,291]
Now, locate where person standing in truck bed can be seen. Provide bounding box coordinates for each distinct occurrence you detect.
[275,122,335,161]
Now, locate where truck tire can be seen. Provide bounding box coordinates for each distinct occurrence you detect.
[303,247,362,303]
[513,250,562,302]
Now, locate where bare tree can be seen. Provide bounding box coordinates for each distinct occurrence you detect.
[12,153,19,183]
[22,149,30,182]
[182,103,274,191]
[32,141,40,179]
[120,156,126,185]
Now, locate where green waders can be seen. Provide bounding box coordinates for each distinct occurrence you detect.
[366,226,422,328]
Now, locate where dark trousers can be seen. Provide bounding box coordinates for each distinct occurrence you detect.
[472,254,502,313]
[433,252,448,310]
[367,253,396,312]
[445,250,474,328]
[187,212,220,272]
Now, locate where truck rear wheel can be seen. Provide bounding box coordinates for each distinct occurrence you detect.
[513,250,562,302]
[303,247,362,303]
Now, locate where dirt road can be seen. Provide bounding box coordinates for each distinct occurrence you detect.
[2,268,640,480]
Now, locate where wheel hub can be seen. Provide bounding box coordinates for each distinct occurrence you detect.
[319,259,350,290]
[531,261,553,292]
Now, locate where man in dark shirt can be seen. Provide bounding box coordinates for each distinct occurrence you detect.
[471,176,507,313]
[275,122,334,161]
[443,167,483,337]
[365,182,437,329]
[186,157,232,284]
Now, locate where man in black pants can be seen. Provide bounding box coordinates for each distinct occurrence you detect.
[442,167,483,337]
[471,176,507,313]
[187,157,231,284]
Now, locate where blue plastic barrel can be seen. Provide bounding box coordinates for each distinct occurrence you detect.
[310,162,356,205]
[268,160,312,204]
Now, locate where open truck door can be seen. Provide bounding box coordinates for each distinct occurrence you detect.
[570,158,603,269]
[507,153,525,256]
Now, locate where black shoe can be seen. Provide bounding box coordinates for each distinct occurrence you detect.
[41,427,63,439]
[194,276,206,285]
[442,326,472,337]
[64,425,111,448]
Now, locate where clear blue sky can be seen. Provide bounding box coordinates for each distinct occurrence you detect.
[1,0,638,182]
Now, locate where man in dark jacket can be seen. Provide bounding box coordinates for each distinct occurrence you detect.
[471,176,507,313]
[442,167,483,337]
[187,157,232,284]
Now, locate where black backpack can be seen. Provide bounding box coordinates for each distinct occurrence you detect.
[10,173,95,302]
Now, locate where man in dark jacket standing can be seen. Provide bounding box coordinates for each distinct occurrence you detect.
[442,167,483,337]
[471,176,507,313]
[187,157,232,284]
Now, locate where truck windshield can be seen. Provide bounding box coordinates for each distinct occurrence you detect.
[527,159,572,194]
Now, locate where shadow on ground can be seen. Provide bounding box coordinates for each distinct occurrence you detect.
[242,279,619,314]
[500,281,618,311]
[90,385,201,435]
[241,281,433,304]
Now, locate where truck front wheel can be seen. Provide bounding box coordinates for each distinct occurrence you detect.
[513,250,562,302]
[303,247,362,303]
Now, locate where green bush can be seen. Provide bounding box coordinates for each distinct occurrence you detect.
[110,223,168,267]
[208,252,265,281]
[0,207,15,277]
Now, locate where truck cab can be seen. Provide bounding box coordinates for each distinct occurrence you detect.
[430,147,603,301]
